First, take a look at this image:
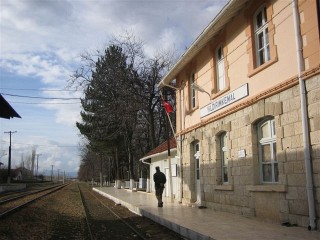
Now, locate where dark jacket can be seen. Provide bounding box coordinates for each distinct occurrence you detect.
[153,170,166,189]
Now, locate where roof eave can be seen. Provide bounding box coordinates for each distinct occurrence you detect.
[158,0,249,89]
[139,148,177,162]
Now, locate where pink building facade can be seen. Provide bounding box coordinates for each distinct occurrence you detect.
[159,0,320,230]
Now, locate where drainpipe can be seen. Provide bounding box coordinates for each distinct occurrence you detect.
[178,87,183,204]
[292,0,316,230]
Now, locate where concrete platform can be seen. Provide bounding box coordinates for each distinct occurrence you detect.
[93,187,320,240]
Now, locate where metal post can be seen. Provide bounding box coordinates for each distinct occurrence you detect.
[51,165,54,182]
[4,131,17,184]
[36,154,42,178]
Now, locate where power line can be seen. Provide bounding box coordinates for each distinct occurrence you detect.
[0,93,80,100]
[9,101,81,105]
[0,87,82,92]
[1,140,79,148]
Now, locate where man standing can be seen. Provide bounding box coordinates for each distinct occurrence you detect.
[153,166,166,207]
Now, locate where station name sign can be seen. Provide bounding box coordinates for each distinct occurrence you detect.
[200,83,248,118]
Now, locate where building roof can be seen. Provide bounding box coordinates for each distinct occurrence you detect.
[140,137,177,161]
[158,0,249,88]
[0,94,21,119]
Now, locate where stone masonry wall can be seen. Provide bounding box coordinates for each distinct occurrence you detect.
[180,74,319,228]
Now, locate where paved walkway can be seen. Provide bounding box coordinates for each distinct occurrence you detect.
[93,187,319,240]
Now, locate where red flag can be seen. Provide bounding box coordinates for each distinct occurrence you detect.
[162,98,173,113]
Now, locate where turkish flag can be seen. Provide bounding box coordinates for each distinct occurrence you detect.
[162,98,173,113]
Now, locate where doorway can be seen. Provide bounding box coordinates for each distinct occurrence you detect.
[193,142,201,203]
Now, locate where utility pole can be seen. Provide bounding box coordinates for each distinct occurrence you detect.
[51,165,54,182]
[58,169,60,183]
[36,154,42,178]
[4,131,17,184]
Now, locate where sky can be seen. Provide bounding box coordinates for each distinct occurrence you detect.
[0,0,228,178]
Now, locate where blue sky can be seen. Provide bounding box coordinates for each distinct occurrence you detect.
[0,0,228,177]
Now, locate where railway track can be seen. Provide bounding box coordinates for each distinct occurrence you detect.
[0,184,67,219]
[78,183,149,240]
[0,182,185,240]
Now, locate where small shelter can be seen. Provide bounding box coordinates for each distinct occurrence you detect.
[0,94,21,119]
[140,137,178,199]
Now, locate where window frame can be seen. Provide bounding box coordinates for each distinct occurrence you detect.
[245,1,277,77]
[219,132,228,184]
[216,45,226,92]
[257,118,278,183]
[254,5,270,67]
[189,72,196,109]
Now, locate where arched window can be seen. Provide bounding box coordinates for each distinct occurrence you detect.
[258,118,278,183]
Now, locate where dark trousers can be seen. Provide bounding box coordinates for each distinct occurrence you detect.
[155,187,164,204]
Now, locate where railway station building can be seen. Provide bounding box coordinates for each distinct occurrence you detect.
[158,0,320,230]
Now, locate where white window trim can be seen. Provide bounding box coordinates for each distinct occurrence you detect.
[254,5,270,67]
[220,132,228,184]
[190,72,196,109]
[216,45,226,91]
[258,118,278,183]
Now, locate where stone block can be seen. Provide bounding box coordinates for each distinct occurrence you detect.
[310,130,320,145]
[280,199,289,213]
[232,166,241,176]
[308,88,320,105]
[312,145,320,160]
[297,187,307,200]
[289,199,309,215]
[282,137,292,149]
[294,122,303,135]
[308,102,320,118]
[266,94,280,102]
[274,102,283,115]
[293,161,305,173]
[296,147,305,161]
[287,174,306,186]
[280,88,293,101]
[312,159,320,174]
[289,97,301,111]
[283,100,290,113]
[278,162,284,174]
[288,110,299,124]
[286,148,297,161]
[283,123,295,137]
[310,116,320,131]
[286,186,298,199]
[280,112,289,125]
[284,161,294,174]
[291,134,303,148]
[306,75,320,91]
[277,151,286,163]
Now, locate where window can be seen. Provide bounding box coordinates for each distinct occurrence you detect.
[254,6,270,67]
[216,46,225,91]
[219,132,228,183]
[190,72,196,109]
[258,118,278,183]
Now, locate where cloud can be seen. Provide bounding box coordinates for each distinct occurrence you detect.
[0,53,72,84]
[0,0,229,177]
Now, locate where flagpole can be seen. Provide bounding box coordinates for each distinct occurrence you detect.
[161,92,174,202]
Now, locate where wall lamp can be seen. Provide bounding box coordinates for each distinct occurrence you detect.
[191,83,211,97]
